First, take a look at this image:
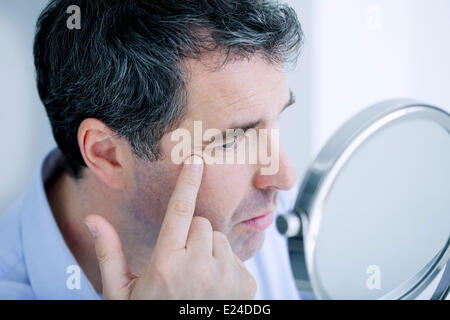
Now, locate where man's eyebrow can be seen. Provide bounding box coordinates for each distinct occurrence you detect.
[203,89,295,146]
[281,90,296,113]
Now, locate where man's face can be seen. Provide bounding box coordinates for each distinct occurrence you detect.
[129,54,297,262]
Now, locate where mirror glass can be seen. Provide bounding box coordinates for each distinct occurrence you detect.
[311,117,450,299]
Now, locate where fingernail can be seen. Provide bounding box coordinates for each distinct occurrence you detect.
[85,222,98,238]
[185,155,203,170]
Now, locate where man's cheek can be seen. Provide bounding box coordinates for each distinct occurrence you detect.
[194,190,234,233]
[195,162,251,224]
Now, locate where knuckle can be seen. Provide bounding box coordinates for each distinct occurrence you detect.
[172,199,194,216]
[192,216,212,231]
[213,230,228,243]
[213,231,232,251]
[96,248,110,266]
[181,176,200,190]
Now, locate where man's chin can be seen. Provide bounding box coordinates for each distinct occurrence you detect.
[233,230,266,262]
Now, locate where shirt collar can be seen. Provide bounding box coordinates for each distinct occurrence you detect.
[20,148,102,299]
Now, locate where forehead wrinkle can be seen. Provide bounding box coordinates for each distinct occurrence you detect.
[220,86,266,110]
[218,75,287,117]
[184,57,287,123]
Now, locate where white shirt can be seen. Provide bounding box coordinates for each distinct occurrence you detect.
[0,148,301,299]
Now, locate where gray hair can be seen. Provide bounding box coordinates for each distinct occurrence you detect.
[34,0,304,178]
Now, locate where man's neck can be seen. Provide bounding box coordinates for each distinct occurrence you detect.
[46,169,107,293]
[46,167,161,294]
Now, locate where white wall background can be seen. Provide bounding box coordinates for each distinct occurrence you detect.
[1,0,450,212]
[0,0,54,212]
[289,0,450,158]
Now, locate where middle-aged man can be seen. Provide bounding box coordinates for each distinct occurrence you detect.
[0,0,307,299]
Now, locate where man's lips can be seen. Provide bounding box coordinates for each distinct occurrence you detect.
[240,210,275,232]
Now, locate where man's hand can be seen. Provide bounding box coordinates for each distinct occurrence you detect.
[84,155,257,300]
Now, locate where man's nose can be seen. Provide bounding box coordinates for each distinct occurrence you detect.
[253,143,298,191]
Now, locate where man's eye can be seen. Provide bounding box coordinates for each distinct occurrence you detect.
[221,136,238,150]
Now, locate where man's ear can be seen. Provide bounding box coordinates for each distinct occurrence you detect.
[78,118,134,190]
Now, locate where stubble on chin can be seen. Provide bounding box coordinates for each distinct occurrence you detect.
[230,229,266,262]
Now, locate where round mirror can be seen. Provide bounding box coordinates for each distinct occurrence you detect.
[277,99,450,299]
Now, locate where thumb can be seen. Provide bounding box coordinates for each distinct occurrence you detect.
[85,214,136,299]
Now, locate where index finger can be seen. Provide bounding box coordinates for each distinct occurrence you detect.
[155,155,204,252]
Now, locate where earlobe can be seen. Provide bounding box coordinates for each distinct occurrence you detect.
[78,118,130,190]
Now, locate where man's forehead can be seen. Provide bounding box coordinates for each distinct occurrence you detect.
[183,55,289,124]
